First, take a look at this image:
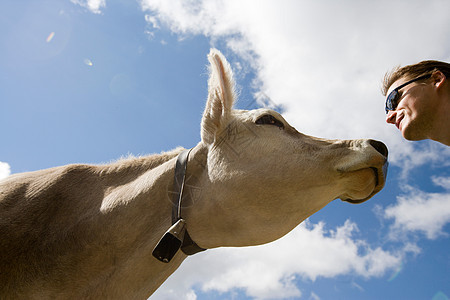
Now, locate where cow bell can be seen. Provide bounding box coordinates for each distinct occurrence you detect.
[152,219,187,263]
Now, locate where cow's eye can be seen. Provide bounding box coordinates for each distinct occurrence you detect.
[255,115,284,129]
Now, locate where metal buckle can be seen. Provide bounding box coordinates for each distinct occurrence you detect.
[152,219,186,263]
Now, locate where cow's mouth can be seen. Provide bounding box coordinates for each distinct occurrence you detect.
[341,162,388,204]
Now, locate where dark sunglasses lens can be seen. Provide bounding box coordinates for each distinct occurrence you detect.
[385,90,398,113]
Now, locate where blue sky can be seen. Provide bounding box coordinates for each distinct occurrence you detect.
[1,1,449,299]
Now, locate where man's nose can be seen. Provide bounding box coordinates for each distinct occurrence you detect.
[386,110,396,124]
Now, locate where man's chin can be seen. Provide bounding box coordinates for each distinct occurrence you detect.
[402,124,426,141]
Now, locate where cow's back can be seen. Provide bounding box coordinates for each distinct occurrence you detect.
[0,165,104,296]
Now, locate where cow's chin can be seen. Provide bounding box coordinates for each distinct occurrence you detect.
[339,168,378,204]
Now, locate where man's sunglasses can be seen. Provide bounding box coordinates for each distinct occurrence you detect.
[385,74,431,114]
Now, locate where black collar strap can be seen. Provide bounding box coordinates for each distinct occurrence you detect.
[152,149,206,263]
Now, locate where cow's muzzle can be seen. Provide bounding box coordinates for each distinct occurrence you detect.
[342,140,389,204]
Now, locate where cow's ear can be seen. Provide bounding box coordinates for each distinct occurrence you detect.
[201,49,236,145]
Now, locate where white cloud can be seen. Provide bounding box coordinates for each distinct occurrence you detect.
[152,221,401,299]
[70,0,106,14]
[140,0,450,172]
[385,179,450,240]
[309,292,320,300]
[391,142,450,179]
[432,176,450,190]
[0,162,11,180]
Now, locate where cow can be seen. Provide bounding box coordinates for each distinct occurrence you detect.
[0,49,388,299]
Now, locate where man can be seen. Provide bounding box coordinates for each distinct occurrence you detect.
[383,60,450,146]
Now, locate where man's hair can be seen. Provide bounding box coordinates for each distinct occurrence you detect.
[382,60,450,96]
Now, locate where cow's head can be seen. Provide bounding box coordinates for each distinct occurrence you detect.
[184,49,388,248]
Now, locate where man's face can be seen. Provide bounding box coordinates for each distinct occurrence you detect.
[385,76,435,141]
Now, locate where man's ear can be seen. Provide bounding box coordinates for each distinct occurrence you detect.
[432,70,446,89]
[201,49,236,145]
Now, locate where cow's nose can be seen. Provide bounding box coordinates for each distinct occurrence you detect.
[368,139,388,157]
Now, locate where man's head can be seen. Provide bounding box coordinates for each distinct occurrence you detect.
[383,60,450,145]
[382,60,450,97]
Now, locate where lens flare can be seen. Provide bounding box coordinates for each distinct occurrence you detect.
[46,32,55,43]
[387,263,402,282]
[432,291,449,300]
[84,59,93,67]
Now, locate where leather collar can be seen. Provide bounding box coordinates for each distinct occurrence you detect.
[152,149,206,263]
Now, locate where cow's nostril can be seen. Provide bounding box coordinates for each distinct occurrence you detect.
[368,140,388,157]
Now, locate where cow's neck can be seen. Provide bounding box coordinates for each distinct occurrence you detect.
[22,151,195,298]
[94,145,208,297]
[92,152,195,297]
